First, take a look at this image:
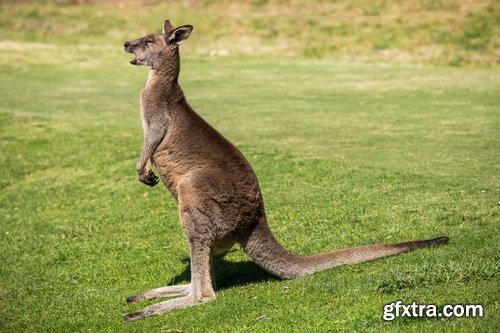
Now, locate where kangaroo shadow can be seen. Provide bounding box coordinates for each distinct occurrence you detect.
[169,254,279,290]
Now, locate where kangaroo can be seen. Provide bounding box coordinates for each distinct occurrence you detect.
[122,20,449,321]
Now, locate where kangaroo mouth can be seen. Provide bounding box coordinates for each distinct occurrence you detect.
[124,47,143,66]
[129,56,145,66]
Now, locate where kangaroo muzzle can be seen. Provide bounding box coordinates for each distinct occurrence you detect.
[123,40,142,65]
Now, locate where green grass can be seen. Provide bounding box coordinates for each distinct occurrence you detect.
[0,0,499,66]
[1,1,499,333]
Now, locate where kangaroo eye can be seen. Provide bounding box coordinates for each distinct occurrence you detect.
[145,39,154,44]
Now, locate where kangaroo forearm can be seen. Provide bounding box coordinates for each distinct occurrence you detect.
[136,147,155,173]
[137,126,166,173]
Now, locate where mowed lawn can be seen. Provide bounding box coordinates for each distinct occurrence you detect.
[0,43,498,332]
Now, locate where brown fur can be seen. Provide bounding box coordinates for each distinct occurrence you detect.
[122,20,449,321]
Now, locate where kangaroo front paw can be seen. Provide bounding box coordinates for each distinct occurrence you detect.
[138,170,159,187]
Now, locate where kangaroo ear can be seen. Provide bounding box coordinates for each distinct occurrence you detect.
[167,25,193,45]
[163,20,174,34]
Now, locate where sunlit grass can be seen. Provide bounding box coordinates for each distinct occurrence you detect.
[0,36,498,332]
[0,0,499,66]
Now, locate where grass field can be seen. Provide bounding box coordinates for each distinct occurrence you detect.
[1,0,499,66]
[1,1,499,333]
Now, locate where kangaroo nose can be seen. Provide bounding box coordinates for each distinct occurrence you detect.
[124,41,130,48]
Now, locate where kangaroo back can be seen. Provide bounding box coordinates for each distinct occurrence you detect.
[240,217,449,279]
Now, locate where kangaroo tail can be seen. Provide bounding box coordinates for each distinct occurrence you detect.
[240,217,449,279]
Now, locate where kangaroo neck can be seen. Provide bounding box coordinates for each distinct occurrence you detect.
[144,67,184,106]
[150,48,180,82]
[146,69,178,89]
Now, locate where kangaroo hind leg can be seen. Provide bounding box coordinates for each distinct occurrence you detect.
[126,284,190,303]
[123,240,215,321]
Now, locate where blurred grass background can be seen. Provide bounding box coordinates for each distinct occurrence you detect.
[1,0,499,66]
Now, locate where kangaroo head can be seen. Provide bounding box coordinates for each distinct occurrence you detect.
[124,20,193,69]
